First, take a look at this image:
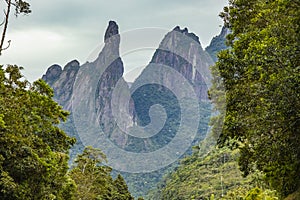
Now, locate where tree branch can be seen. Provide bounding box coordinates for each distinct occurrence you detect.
[0,0,11,55]
[0,17,4,26]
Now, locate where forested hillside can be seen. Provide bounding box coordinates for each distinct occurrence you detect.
[147,139,278,199]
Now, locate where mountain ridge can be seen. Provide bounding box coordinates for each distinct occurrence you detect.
[42,21,228,197]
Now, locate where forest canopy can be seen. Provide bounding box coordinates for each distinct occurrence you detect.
[212,0,300,197]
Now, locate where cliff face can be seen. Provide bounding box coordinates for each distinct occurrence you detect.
[42,22,229,147]
[128,26,214,152]
[95,21,124,132]
[42,22,220,150]
[93,21,131,145]
[42,21,130,148]
[146,26,214,100]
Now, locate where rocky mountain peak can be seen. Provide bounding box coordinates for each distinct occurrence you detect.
[173,25,200,44]
[104,20,119,42]
[205,26,228,62]
[64,60,80,71]
[42,59,80,110]
[97,21,120,61]
[42,64,62,85]
[147,26,213,100]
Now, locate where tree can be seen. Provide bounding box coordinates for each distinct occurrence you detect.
[112,174,133,200]
[244,187,278,200]
[0,0,31,55]
[69,146,134,200]
[212,0,300,197]
[0,65,76,199]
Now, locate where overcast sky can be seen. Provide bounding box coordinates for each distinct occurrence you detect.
[0,0,227,82]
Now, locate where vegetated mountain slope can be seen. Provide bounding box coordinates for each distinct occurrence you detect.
[146,139,279,200]
[146,144,247,199]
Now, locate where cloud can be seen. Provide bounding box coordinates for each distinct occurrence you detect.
[1,0,227,82]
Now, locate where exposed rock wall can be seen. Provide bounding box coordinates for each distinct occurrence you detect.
[42,22,225,151]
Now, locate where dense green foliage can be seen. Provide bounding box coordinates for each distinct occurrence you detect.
[0,65,134,199]
[147,139,275,199]
[242,187,278,200]
[69,146,134,200]
[212,0,300,197]
[0,65,76,199]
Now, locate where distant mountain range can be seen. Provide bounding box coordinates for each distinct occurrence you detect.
[42,21,228,197]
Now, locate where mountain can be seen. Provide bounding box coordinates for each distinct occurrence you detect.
[205,26,229,62]
[42,21,227,198]
[42,60,80,110]
[135,25,213,100]
[127,25,214,153]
